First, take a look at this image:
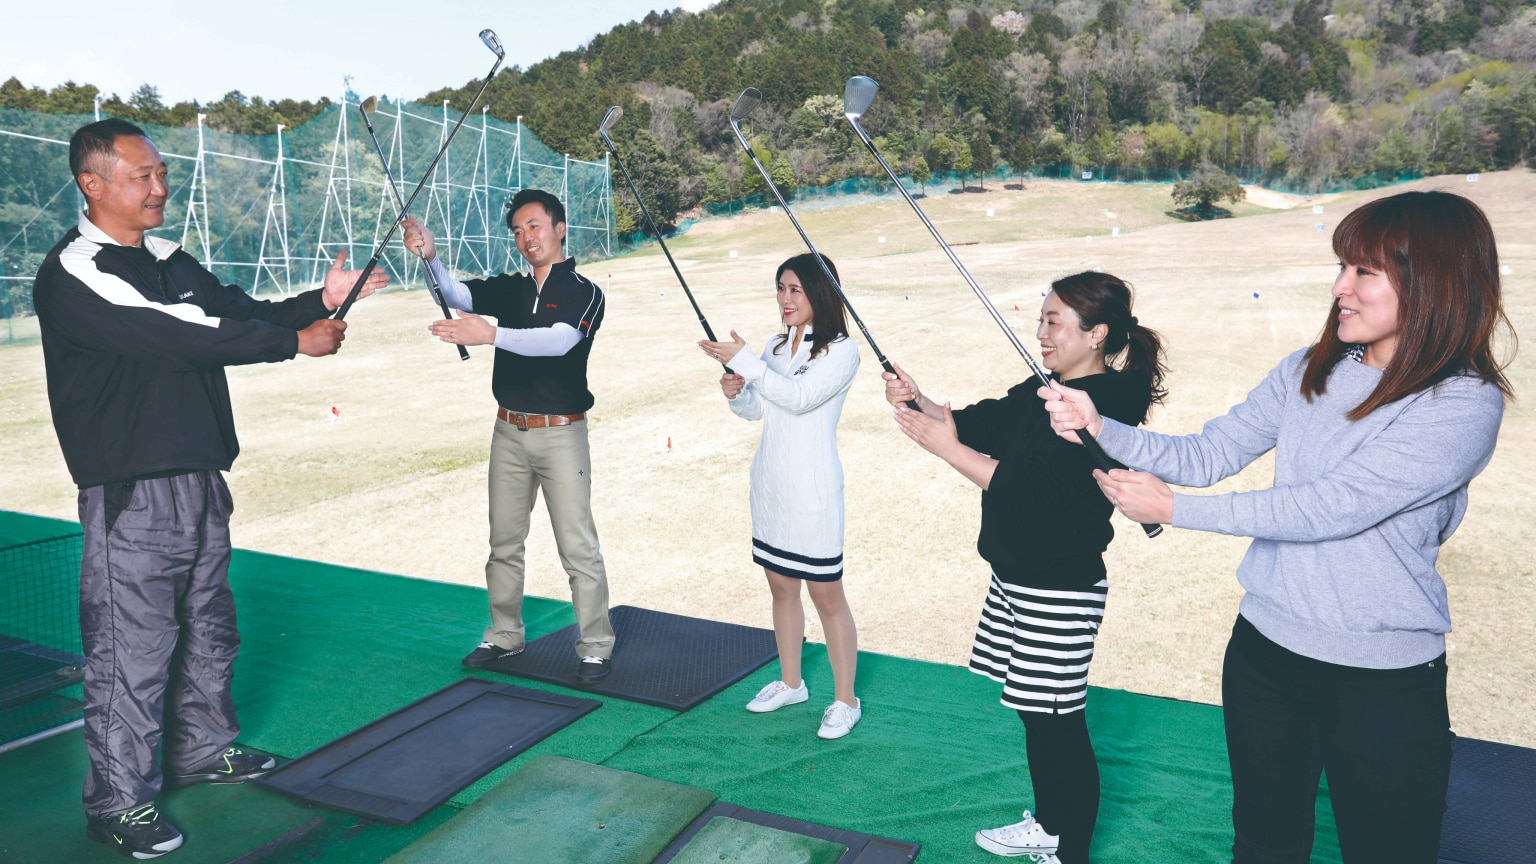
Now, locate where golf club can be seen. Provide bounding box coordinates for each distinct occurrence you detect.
[727,87,917,410]
[597,105,731,373]
[358,95,469,361]
[335,28,507,321]
[842,74,1161,538]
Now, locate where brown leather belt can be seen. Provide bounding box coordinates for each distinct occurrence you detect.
[497,407,585,430]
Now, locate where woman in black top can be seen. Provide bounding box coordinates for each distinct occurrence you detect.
[884,271,1167,864]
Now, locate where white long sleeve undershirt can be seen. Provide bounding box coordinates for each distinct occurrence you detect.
[426,255,581,356]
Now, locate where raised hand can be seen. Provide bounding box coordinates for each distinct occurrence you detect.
[699,330,748,365]
[321,250,391,311]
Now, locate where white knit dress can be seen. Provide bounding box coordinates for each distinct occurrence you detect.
[727,327,860,581]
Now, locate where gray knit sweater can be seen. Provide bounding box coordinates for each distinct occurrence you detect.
[1097,347,1505,669]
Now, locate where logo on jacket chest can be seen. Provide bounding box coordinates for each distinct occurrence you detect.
[793,364,810,376]
[178,291,195,300]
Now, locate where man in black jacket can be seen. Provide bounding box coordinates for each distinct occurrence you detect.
[33,118,388,860]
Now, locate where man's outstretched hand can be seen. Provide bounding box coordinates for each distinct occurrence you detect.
[321,250,391,311]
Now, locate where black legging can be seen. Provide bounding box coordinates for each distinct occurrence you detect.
[1019,708,1100,864]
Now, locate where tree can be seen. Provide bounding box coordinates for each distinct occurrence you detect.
[912,156,931,195]
[1006,135,1034,183]
[1171,164,1246,218]
[969,133,995,188]
[954,143,974,187]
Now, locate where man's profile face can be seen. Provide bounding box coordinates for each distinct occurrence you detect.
[511,202,566,271]
[85,135,169,235]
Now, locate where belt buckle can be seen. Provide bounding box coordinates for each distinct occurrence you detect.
[512,411,529,431]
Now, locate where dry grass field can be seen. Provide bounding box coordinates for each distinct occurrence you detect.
[3,172,1532,745]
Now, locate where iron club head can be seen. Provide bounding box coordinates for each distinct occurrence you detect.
[730,88,762,122]
[479,29,505,59]
[599,105,623,135]
[360,95,379,114]
[843,76,879,121]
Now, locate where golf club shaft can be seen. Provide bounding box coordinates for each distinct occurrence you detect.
[336,53,503,320]
[727,118,918,409]
[359,107,469,361]
[599,130,731,373]
[848,119,1161,539]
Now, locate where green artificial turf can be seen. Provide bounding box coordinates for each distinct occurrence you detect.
[0,509,1345,863]
[387,755,717,864]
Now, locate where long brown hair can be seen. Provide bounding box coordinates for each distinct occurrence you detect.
[1051,271,1168,408]
[771,253,849,360]
[1303,190,1515,419]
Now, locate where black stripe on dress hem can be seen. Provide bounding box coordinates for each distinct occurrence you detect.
[751,537,843,567]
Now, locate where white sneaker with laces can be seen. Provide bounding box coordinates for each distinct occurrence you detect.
[975,810,1059,857]
[746,680,808,713]
[816,698,861,739]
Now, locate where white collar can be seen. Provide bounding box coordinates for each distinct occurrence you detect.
[77,213,182,262]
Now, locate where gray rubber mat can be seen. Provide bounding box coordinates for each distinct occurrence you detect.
[256,678,599,824]
[485,605,780,711]
[1439,736,1536,864]
[652,802,921,864]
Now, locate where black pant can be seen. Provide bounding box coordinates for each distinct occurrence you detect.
[1020,709,1099,864]
[1222,616,1452,864]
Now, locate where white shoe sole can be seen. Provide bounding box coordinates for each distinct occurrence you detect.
[746,689,808,713]
[974,831,1056,856]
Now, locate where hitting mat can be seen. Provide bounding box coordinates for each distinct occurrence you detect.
[0,634,82,709]
[385,755,719,864]
[486,605,780,711]
[653,803,921,864]
[1439,736,1536,864]
[665,816,847,864]
[257,678,599,824]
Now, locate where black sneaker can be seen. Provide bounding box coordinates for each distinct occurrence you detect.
[87,803,183,859]
[174,747,277,786]
[575,656,611,685]
[462,641,522,668]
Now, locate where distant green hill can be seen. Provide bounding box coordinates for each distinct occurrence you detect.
[7,0,1534,228]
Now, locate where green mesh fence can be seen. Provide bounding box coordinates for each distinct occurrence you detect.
[0,534,85,749]
[0,99,614,323]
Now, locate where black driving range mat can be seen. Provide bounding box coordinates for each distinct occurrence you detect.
[256,677,599,825]
[1439,736,1536,864]
[652,803,921,864]
[0,634,84,708]
[485,605,779,711]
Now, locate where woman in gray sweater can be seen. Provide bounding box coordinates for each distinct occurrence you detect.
[1038,190,1513,863]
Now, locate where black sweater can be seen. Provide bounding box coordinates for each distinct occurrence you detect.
[951,370,1152,589]
[34,220,330,488]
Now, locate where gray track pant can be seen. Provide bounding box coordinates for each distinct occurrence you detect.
[78,470,240,817]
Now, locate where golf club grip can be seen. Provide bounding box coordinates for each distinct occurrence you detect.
[335,256,380,321]
[1075,427,1163,538]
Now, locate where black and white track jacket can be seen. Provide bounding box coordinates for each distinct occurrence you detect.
[34,216,332,488]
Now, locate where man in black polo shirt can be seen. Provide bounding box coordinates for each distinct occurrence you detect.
[402,189,613,683]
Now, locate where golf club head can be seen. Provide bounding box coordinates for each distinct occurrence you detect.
[480,29,505,59]
[599,105,623,135]
[843,76,879,120]
[730,88,762,122]
[360,95,379,114]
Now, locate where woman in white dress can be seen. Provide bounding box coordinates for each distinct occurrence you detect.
[699,252,863,740]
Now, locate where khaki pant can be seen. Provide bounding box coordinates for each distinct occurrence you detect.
[484,416,614,658]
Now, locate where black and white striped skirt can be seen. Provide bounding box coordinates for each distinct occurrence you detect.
[969,573,1108,714]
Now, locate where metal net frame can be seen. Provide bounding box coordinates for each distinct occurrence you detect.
[0,89,614,324]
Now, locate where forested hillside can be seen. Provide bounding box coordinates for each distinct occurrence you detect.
[6,0,1534,230]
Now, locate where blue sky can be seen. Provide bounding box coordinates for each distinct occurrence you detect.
[3,1,714,105]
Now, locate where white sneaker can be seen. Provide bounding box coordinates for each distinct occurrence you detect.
[746,680,808,713]
[816,699,861,739]
[975,810,1059,857]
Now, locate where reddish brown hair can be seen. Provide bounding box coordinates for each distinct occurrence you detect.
[1051,271,1168,408]
[1302,190,1515,419]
